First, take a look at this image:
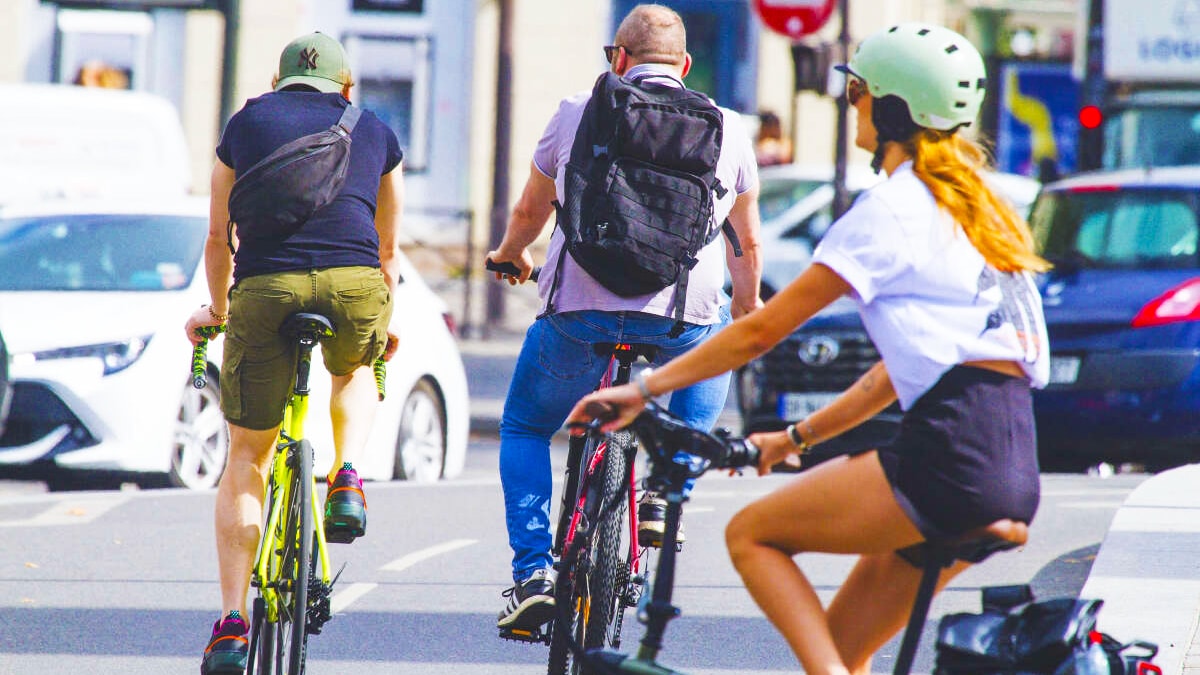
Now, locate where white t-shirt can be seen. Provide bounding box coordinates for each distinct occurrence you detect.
[531,64,758,325]
[812,162,1049,410]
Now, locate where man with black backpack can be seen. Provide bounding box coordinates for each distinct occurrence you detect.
[487,3,762,633]
[184,32,403,675]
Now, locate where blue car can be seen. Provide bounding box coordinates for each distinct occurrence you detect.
[1032,166,1200,469]
[737,166,1200,471]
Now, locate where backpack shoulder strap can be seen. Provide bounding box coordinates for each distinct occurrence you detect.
[336,104,361,133]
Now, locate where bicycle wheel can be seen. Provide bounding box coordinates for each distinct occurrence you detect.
[273,439,314,675]
[547,430,631,675]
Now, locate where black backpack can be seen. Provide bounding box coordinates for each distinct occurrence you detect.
[548,71,739,330]
[226,104,361,251]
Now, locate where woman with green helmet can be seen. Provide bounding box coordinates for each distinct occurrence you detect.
[568,21,1051,673]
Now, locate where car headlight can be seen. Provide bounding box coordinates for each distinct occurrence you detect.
[32,335,152,375]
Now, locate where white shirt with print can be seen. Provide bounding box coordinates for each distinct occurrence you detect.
[812,162,1050,410]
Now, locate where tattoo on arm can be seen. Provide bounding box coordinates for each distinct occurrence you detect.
[861,371,876,392]
[803,419,818,444]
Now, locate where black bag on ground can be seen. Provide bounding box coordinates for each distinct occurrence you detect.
[934,584,1159,675]
[227,104,361,247]
[549,71,737,325]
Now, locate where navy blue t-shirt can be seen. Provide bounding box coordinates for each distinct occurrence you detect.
[216,91,403,281]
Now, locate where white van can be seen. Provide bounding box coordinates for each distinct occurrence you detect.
[0,83,191,203]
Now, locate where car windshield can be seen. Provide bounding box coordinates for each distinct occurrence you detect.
[0,213,205,291]
[1103,107,1200,170]
[758,177,825,222]
[1031,187,1200,270]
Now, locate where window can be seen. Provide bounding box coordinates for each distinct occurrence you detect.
[0,214,206,291]
[1032,188,1200,269]
[344,34,432,171]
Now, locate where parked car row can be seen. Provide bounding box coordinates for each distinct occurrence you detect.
[0,198,469,490]
[738,164,1200,471]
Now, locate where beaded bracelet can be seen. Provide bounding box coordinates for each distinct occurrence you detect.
[207,304,229,323]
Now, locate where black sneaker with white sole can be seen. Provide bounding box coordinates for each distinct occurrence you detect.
[497,567,557,631]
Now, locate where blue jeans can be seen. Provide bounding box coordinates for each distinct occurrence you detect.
[499,308,732,582]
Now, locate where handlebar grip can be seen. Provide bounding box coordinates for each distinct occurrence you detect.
[190,324,226,389]
[373,357,386,402]
[485,259,542,282]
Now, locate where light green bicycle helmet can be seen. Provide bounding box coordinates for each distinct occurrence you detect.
[844,22,987,131]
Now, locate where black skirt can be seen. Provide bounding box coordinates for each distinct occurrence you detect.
[865,365,1040,540]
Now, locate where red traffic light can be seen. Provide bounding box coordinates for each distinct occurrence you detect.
[1079,105,1103,130]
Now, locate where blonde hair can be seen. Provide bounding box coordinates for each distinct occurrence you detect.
[905,131,1051,273]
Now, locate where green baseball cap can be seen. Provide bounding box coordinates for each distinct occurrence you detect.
[275,32,349,94]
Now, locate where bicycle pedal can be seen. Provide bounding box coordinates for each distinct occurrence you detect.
[498,625,551,645]
[324,523,365,544]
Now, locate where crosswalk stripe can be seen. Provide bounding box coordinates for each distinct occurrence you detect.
[381,538,478,572]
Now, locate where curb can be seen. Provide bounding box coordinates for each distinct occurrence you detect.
[1080,463,1200,675]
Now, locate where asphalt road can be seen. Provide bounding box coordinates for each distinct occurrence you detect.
[0,437,1146,675]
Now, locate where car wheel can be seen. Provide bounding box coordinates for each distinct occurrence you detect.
[393,379,446,483]
[170,374,229,489]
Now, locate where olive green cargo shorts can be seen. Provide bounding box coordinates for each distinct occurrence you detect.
[221,266,392,430]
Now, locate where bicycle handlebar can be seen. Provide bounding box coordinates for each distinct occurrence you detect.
[579,400,760,475]
[190,324,226,389]
[485,258,542,283]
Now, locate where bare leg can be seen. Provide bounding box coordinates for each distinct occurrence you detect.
[827,553,971,675]
[215,423,278,619]
[327,365,380,483]
[725,451,925,675]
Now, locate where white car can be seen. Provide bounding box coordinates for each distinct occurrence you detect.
[0,198,469,490]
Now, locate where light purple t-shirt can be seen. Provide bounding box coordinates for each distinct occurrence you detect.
[532,64,758,325]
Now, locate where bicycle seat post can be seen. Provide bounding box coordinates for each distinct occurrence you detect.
[891,519,1028,675]
[279,313,335,396]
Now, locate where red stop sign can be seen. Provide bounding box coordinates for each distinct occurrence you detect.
[752,0,838,39]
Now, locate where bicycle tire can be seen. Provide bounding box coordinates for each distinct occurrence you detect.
[546,430,631,675]
[274,439,314,675]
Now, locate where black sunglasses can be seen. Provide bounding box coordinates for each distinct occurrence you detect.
[847,76,868,106]
[604,45,623,64]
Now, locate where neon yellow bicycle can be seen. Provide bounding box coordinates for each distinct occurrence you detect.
[192,313,385,674]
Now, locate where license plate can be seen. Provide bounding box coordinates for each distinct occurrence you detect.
[1049,356,1081,385]
[778,392,840,420]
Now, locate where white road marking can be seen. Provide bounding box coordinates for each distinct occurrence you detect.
[0,495,131,527]
[330,582,377,614]
[381,538,478,573]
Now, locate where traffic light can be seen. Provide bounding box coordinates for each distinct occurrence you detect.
[791,41,832,93]
[1077,105,1104,171]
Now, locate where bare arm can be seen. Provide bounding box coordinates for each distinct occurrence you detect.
[486,162,557,283]
[184,159,236,344]
[724,183,763,318]
[375,163,404,296]
[567,261,853,431]
[749,360,897,474]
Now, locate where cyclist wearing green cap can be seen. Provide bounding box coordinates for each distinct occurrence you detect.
[569,22,1050,673]
[186,31,403,675]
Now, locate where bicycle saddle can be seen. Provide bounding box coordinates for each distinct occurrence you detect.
[280,312,336,340]
[896,518,1028,569]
